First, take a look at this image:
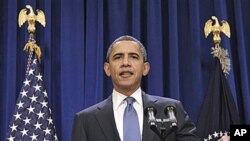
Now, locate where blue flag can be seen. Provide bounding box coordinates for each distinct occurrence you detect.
[196,58,240,141]
[6,54,58,141]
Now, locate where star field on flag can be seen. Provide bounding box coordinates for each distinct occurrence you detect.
[6,55,58,141]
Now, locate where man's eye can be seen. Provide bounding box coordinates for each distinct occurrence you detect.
[131,55,139,59]
[113,56,121,60]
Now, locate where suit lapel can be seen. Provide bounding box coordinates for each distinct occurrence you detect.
[142,92,158,141]
[95,93,159,141]
[95,96,121,141]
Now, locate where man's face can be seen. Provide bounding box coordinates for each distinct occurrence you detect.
[104,40,150,95]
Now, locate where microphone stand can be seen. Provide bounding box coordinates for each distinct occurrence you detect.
[149,118,177,141]
[145,106,178,141]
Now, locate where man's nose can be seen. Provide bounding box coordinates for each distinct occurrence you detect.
[122,57,130,66]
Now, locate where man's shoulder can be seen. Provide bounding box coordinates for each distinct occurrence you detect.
[145,93,180,103]
[144,93,181,105]
[75,97,111,116]
[144,93,186,115]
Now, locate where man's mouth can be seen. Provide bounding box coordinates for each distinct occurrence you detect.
[119,71,134,78]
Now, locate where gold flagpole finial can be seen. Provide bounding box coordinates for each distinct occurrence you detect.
[18,5,46,33]
[204,16,231,76]
[18,5,46,63]
[204,16,230,45]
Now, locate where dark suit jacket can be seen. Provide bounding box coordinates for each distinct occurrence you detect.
[72,92,201,141]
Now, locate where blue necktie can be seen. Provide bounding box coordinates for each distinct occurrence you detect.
[123,97,141,141]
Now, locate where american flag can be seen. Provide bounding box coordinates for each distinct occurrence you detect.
[6,54,58,141]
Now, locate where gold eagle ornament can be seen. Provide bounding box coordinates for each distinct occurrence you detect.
[204,16,230,44]
[18,5,46,63]
[204,16,231,76]
[18,5,46,33]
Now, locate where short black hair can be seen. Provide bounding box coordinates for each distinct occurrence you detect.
[106,35,148,62]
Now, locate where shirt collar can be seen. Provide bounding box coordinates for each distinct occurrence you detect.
[112,88,143,110]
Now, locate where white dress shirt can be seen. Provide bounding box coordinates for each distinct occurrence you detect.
[112,88,143,141]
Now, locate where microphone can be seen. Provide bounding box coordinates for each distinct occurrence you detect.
[144,105,178,141]
[144,106,157,127]
[164,105,178,129]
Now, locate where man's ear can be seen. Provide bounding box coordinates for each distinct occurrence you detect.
[104,62,111,76]
[143,62,150,76]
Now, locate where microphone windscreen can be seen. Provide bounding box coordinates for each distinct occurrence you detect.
[144,106,157,117]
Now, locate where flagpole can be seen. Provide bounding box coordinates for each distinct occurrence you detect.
[6,5,58,141]
[197,16,240,141]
